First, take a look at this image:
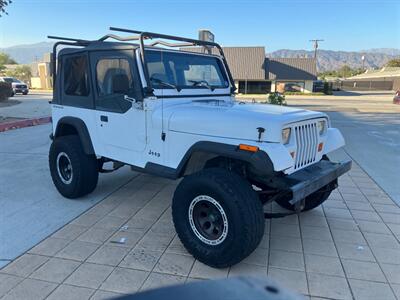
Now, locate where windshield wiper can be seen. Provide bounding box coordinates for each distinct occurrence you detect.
[150,77,181,92]
[188,80,215,91]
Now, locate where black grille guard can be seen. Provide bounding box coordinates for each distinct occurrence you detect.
[288,159,352,204]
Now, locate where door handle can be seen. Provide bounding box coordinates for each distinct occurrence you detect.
[100,115,108,122]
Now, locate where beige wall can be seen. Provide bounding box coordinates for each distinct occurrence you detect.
[304,80,313,93]
[270,81,276,92]
[30,77,42,89]
[30,63,52,89]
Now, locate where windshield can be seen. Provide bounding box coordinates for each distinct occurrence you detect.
[145,50,229,90]
[3,77,19,83]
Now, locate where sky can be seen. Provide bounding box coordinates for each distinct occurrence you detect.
[0,0,399,52]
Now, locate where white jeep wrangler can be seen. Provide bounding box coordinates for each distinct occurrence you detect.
[48,28,351,268]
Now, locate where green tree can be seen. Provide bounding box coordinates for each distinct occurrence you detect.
[386,58,400,67]
[338,65,353,78]
[5,65,32,84]
[0,0,12,17]
[0,52,17,72]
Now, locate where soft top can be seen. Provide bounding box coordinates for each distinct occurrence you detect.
[49,27,236,94]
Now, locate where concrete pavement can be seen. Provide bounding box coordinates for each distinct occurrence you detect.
[1,160,399,299]
[1,90,399,299]
[0,124,137,268]
[0,93,51,121]
[285,91,400,205]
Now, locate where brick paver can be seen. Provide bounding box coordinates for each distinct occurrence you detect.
[1,163,400,300]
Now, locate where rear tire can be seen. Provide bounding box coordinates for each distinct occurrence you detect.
[49,135,98,198]
[172,168,265,268]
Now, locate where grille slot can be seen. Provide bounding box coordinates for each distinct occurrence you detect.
[294,122,318,170]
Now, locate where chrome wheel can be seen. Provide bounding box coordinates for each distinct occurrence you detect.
[188,195,228,245]
[56,152,73,184]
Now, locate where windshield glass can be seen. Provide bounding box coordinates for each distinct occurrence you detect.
[145,50,229,90]
[3,78,18,83]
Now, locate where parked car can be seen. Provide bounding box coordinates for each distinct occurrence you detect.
[313,80,324,93]
[0,77,29,96]
[393,90,400,104]
[48,28,351,268]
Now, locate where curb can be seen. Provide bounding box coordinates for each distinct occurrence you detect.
[0,116,52,132]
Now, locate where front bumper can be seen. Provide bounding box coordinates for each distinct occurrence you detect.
[287,159,352,204]
[13,88,29,93]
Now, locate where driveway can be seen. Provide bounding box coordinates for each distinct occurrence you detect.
[0,124,137,268]
[0,91,400,299]
[1,156,399,299]
[285,91,400,204]
[0,92,51,122]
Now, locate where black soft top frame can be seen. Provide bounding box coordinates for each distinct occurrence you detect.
[48,27,236,95]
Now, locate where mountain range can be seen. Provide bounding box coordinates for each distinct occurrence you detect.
[268,49,400,71]
[1,42,399,72]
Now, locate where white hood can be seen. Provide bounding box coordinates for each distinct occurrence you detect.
[166,100,326,142]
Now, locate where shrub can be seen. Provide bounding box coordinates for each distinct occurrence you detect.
[0,81,12,101]
[267,92,286,105]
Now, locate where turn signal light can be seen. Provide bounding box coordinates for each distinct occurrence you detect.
[318,143,323,152]
[239,144,259,152]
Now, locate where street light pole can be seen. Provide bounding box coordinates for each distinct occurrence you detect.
[361,55,365,71]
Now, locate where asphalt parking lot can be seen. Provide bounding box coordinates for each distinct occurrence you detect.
[0,91,399,299]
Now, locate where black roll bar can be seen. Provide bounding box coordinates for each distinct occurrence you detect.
[109,27,236,95]
[48,28,237,96]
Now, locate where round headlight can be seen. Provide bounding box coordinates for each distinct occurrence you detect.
[282,128,291,144]
[317,120,326,135]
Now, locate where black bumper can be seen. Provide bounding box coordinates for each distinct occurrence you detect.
[287,160,352,204]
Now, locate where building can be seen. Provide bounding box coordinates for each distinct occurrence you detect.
[184,46,317,94]
[30,53,52,89]
[31,46,317,93]
[343,67,400,91]
[266,57,317,94]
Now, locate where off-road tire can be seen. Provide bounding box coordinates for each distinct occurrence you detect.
[172,168,265,268]
[276,182,334,212]
[49,135,98,198]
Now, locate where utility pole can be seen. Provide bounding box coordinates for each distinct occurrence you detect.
[309,39,324,59]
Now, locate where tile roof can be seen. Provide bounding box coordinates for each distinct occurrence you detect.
[183,47,317,81]
[182,46,266,80]
[266,58,317,80]
[347,67,400,79]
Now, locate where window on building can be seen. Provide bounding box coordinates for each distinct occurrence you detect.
[63,55,90,96]
[277,81,305,92]
[238,81,271,94]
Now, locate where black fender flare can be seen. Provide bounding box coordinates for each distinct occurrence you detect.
[54,117,95,155]
[144,141,275,180]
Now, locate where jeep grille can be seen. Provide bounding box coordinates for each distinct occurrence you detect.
[294,121,319,170]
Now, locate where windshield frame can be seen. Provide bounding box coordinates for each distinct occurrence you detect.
[144,49,231,93]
